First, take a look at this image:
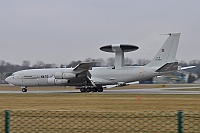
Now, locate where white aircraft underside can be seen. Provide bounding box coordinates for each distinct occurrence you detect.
[6,33,190,92]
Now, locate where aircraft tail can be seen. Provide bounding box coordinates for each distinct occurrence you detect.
[146,33,181,68]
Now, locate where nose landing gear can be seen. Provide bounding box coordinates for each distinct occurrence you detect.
[21,86,27,92]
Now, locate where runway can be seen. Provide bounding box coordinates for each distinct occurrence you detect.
[0,86,199,94]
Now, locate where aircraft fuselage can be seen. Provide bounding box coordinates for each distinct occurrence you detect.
[5,66,158,87]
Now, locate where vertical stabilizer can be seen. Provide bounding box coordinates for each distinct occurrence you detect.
[146,33,181,67]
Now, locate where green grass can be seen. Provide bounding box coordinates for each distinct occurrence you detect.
[0,93,199,112]
[0,85,199,112]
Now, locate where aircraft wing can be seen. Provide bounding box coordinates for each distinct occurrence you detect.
[73,62,93,73]
[66,62,95,86]
[156,62,178,72]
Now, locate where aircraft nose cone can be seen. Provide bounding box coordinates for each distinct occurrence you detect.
[5,76,12,83]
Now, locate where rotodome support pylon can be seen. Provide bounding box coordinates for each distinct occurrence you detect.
[100,44,139,69]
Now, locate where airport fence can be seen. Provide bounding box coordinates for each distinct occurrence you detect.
[0,110,199,133]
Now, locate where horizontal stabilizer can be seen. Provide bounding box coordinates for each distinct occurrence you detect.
[73,62,93,72]
[178,66,196,70]
[156,62,178,72]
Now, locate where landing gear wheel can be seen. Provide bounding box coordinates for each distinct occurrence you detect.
[92,87,98,92]
[22,88,27,92]
[86,87,92,92]
[80,88,86,93]
[97,87,103,92]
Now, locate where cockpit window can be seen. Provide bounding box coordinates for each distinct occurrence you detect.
[11,74,15,76]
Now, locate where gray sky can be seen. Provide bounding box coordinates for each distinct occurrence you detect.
[0,0,199,65]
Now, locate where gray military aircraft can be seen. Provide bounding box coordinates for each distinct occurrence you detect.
[5,33,184,92]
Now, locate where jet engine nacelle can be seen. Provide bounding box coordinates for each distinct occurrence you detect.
[48,77,68,85]
[54,72,76,79]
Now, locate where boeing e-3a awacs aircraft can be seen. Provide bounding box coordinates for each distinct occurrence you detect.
[6,33,185,92]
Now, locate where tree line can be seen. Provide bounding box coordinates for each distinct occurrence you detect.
[0,57,147,70]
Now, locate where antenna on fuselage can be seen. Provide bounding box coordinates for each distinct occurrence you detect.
[100,44,139,69]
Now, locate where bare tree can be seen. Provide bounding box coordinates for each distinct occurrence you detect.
[137,59,150,66]
[106,57,115,66]
[33,61,45,68]
[189,60,200,65]
[0,60,5,66]
[45,63,57,68]
[22,60,30,67]
[179,60,188,67]
[94,58,106,67]
[84,58,94,63]
[84,58,105,67]
[125,57,133,66]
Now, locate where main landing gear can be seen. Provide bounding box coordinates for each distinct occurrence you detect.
[80,86,103,93]
[21,86,27,92]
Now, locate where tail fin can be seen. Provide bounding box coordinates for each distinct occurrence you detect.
[146,33,181,67]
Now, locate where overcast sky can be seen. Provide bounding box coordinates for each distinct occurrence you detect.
[0,0,199,65]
